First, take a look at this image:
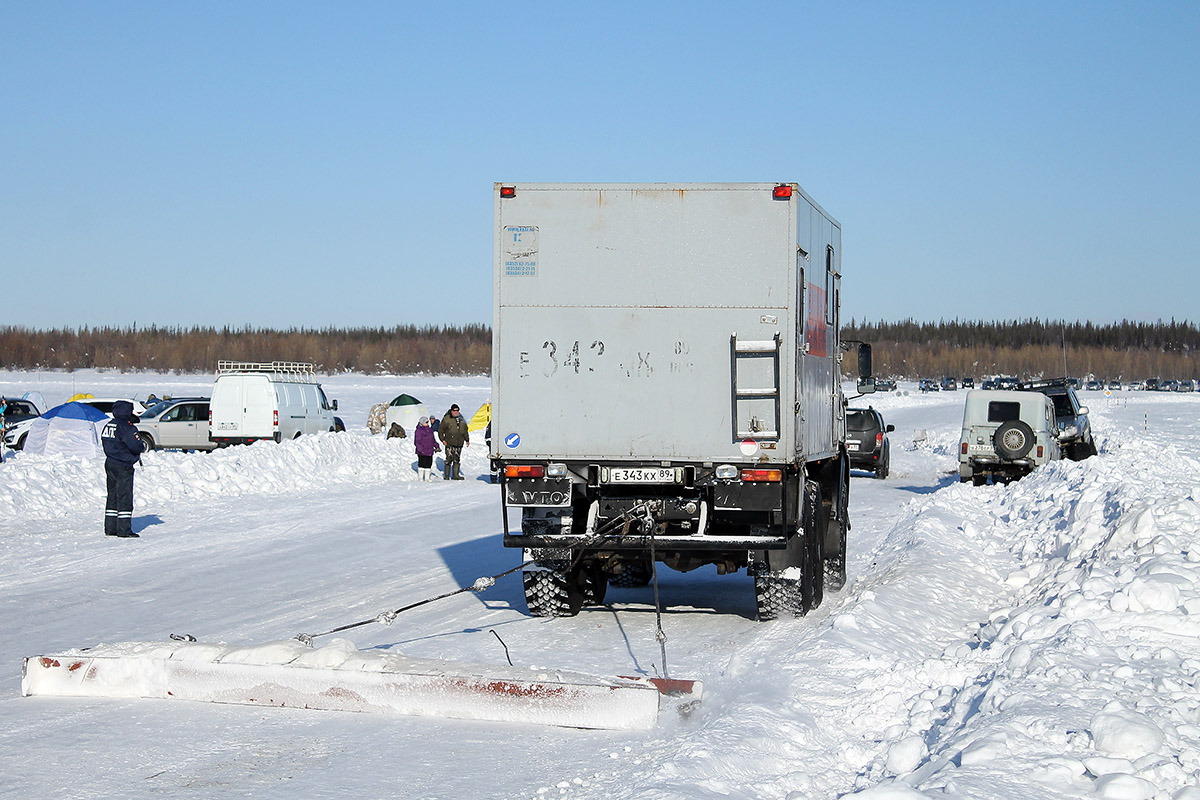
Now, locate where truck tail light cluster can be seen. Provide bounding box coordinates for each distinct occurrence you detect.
[273,410,279,428]
[741,469,783,482]
[505,465,545,478]
[772,184,793,200]
[962,442,969,455]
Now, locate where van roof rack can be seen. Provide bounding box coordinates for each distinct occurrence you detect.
[1018,377,1069,390]
[216,361,316,377]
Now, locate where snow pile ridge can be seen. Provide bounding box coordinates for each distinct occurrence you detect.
[0,431,493,520]
[850,426,1200,797]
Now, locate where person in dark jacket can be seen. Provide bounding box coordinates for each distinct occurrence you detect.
[101,400,145,538]
[438,404,470,480]
[414,416,440,481]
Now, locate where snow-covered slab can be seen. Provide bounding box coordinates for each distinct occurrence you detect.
[21,639,663,731]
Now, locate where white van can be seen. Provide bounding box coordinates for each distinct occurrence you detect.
[209,361,338,445]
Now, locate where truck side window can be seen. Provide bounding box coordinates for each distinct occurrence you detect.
[826,246,836,325]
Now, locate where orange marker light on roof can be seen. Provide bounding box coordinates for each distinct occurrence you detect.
[772,184,793,199]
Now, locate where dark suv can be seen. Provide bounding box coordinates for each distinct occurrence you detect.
[846,407,894,478]
[1018,378,1097,460]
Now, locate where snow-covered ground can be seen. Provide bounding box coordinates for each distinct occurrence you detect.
[3,371,1199,799]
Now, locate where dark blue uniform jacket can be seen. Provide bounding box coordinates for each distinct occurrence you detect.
[102,401,145,465]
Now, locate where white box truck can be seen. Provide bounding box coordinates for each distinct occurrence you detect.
[209,361,338,446]
[491,183,873,619]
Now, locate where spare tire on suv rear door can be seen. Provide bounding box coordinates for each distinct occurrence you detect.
[993,420,1035,459]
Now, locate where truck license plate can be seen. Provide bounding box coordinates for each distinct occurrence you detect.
[605,467,677,484]
[217,422,237,431]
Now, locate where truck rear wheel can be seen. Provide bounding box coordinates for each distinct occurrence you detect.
[754,575,803,620]
[522,569,584,617]
[756,480,826,619]
[803,480,826,612]
[610,560,653,588]
[824,468,848,592]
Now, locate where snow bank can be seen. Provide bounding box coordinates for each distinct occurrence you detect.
[0,431,494,520]
[838,416,1200,798]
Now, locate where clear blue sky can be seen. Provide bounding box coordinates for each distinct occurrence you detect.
[3,1,1197,330]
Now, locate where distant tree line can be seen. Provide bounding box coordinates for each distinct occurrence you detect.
[842,318,1200,381]
[3,319,1197,380]
[0,324,491,375]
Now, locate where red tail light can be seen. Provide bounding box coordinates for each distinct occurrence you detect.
[504,465,545,478]
[772,184,793,199]
[961,442,968,455]
[741,469,783,482]
[876,433,884,447]
[1037,445,1044,458]
[499,186,516,198]
[273,410,278,428]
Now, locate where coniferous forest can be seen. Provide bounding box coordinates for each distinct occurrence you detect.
[842,319,1200,381]
[1,319,1197,380]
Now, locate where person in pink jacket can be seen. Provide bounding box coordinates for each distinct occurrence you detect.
[414,416,440,482]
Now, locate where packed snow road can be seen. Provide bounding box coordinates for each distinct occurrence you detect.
[2,372,1199,799]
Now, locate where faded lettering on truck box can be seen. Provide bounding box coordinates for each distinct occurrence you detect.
[503,226,539,276]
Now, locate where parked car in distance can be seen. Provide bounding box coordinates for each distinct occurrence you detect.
[2,397,43,450]
[1107,380,1122,391]
[961,378,975,389]
[918,378,940,392]
[874,378,897,392]
[1178,380,1195,392]
[1085,380,1103,391]
[1161,379,1179,392]
[1018,378,1097,460]
[940,377,958,391]
[996,376,1020,390]
[959,389,1063,485]
[76,398,149,418]
[136,398,214,452]
[846,407,893,478]
[1128,380,1146,390]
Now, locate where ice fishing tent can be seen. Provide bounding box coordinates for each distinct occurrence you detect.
[468,402,491,433]
[23,402,108,457]
[384,394,427,435]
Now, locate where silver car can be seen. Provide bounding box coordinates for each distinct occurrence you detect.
[135,398,214,452]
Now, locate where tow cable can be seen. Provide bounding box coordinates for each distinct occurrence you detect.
[295,504,666,658]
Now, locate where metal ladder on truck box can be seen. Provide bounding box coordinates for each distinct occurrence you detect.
[730,333,781,441]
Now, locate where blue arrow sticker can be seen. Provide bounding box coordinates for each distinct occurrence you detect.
[504,433,521,449]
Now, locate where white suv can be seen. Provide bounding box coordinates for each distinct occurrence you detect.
[959,390,1063,485]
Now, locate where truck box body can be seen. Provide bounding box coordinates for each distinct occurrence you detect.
[491,183,856,620]
[492,183,842,465]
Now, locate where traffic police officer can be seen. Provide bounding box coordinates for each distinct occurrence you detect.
[101,400,144,538]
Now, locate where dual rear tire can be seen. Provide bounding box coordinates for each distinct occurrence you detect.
[755,480,826,620]
[523,563,608,617]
